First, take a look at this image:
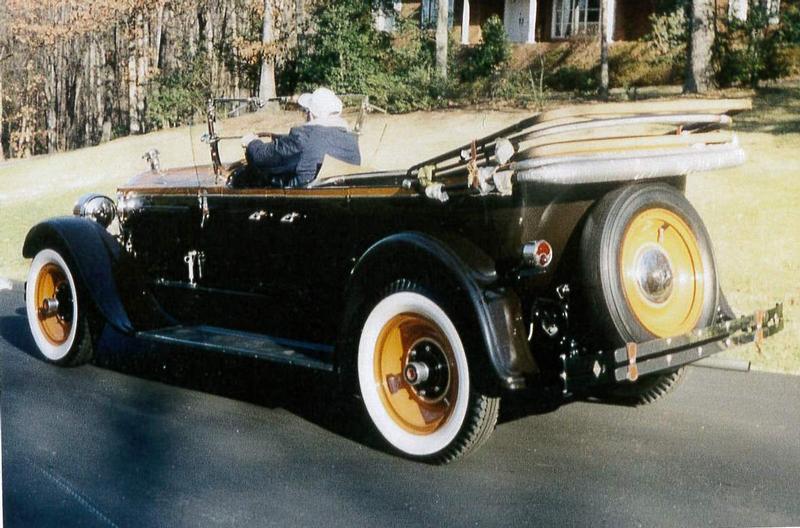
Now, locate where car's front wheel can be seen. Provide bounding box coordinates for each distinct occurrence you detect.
[357,281,499,463]
[26,248,97,366]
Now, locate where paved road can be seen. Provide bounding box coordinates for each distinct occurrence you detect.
[1,284,798,527]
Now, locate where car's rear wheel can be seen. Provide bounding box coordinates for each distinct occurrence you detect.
[580,184,718,404]
[26,248,96,366]
[357,281,499,463]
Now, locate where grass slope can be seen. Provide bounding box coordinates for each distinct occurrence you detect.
[1,89,798,373]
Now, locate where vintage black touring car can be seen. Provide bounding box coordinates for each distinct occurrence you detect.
[23,97,784,463]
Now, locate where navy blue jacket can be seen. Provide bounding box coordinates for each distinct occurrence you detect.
[245,124,361,187]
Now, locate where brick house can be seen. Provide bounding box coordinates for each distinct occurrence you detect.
[391,0,781,44]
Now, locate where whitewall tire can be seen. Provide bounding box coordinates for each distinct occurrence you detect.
[26,248,95,366]
[357,284,499,463]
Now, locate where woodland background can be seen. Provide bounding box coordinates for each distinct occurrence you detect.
[0,0,798,161]
[0,0,307,159]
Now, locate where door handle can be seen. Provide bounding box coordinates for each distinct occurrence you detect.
[280,212,301,224]
[249,210,271,221]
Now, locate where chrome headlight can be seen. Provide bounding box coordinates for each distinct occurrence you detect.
[73,193,116,228]
[115,192,144,224]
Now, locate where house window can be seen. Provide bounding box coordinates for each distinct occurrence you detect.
[421,0,455,28]
[551,0,601,39]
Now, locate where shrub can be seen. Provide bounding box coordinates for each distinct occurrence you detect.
[715,0,788,88]
[285,0,457,112]
[146,55,210,129]
[460,15,511,81]
[546,66,597,92]
[780,3,800,43]
[292,0,389,96]
[644,5,687,59]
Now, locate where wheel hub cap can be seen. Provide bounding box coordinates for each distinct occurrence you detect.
[635,245,674,304]
[374,314,457,434]
[620,207,705,338]
[406,339,450,401]
[34,263,74,345]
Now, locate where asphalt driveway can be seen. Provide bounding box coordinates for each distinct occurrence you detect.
[1,284,798,527]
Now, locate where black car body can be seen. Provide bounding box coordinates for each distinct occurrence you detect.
[23,98,784,462]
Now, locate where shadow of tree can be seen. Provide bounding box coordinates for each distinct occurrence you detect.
[733,86,800,134]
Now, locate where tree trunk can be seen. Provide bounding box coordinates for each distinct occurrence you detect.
[231,7,240,99]
[435,0,449,78]
[154,2,165,70]
[57,41,68,151]
[258,0,276,102]
[45,57,58,153]
[102,27,117,143]
[599,0,609,99]
[296,0,305,33]
[199,3,215,89]
[684,0,715,94]
[94,39,106,143]
[137,12,148,133]
[102,49,114,143]
[0,63,4,161]
[128,28,140,134]
[20,111,32,158]
[161,7,175,71]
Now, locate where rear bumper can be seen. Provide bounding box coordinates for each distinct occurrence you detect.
[611,303,784,383]
[563,303,784,393]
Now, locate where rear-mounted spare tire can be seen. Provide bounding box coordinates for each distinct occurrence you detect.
[579,183,718,403]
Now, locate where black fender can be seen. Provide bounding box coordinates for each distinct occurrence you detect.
[339,231,538,393]
[23,217,135,335]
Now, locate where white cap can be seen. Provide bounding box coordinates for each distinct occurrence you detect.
[297,87,344,119]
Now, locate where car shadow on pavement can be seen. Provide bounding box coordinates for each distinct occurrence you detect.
[1,305,565,454]
[0,305,386,452]
[93,327,388,453]
[0,309,39,359]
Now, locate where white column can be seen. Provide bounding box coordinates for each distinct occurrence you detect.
[527,0,538,43]
[729,0,748,21]
[461,0,470,44]
[605,0,616,43]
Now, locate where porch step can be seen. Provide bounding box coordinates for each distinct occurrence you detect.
[136,325,334,371]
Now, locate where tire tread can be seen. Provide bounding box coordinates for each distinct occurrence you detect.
[602,367,687,406]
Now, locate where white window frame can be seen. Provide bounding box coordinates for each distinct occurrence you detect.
[550,0,602,39]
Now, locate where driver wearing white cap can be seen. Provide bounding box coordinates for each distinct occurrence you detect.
[241,87,361,187]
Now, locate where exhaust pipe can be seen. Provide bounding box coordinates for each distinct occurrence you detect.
[693,357,751,372]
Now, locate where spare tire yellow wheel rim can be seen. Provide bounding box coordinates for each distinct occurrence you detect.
[34,262,74,345]
[620,207,704,338]
[373,313,458,435]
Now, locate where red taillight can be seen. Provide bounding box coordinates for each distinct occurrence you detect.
[522,240,553,269]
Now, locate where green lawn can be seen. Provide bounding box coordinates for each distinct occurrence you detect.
[1,88,798,373]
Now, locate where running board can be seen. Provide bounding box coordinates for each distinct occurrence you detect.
[136,325,334,371]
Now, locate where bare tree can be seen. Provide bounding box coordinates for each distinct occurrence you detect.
[0,40,6,161]
[259,0,277,101]
[599,0,609,100]
[0,60,4,161]
[684,0,715,93]
[435,0,449,78]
